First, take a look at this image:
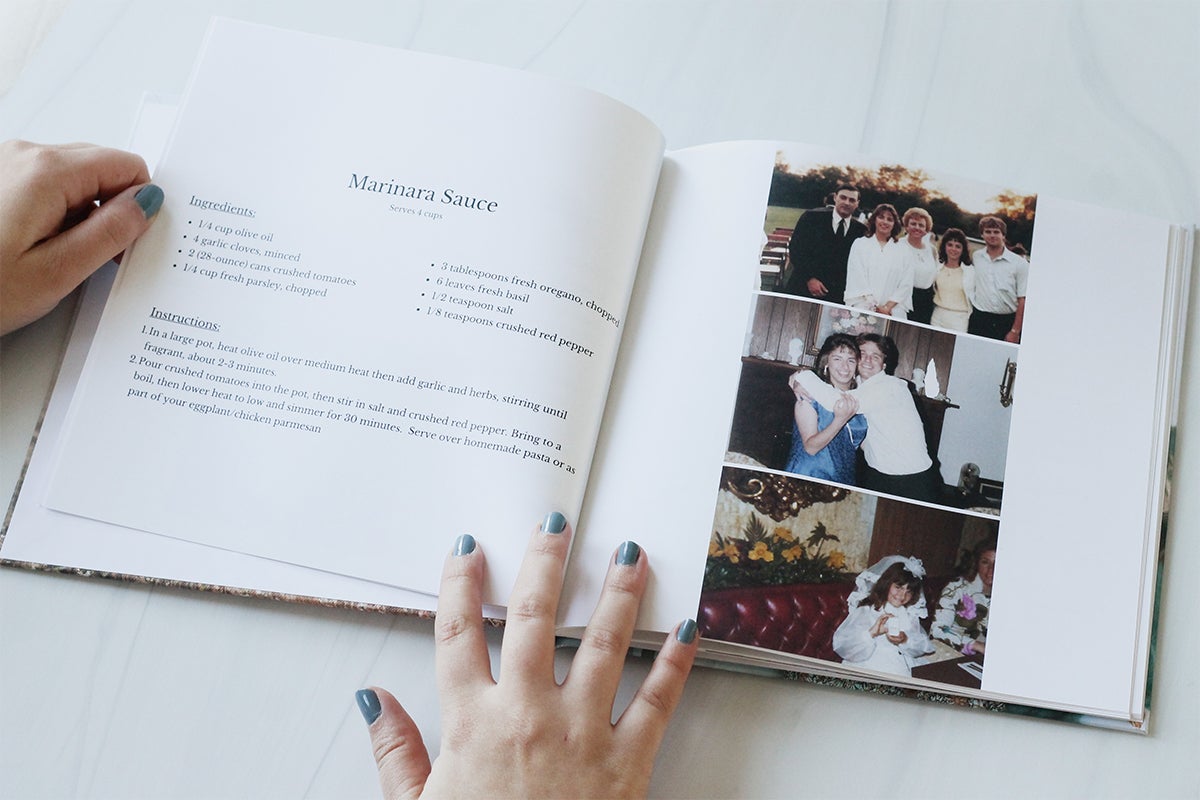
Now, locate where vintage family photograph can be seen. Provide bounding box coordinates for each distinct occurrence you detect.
[758,151,1036,344]
[698,467,999,691]
[727,295,1014,511]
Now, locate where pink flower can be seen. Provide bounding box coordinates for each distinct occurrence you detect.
[959,595,977,620]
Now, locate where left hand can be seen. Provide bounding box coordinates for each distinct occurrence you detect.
[0,140,162,335]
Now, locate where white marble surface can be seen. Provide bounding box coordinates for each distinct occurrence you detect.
[2,2,1198,797]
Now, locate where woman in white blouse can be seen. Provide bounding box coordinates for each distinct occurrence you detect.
[898,207,939,324]
[843,203,910,318]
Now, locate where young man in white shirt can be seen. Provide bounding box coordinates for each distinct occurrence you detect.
[967,216,1028,343]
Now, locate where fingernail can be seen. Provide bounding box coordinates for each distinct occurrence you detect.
[616,540,640,566]
[676,618,698,645]
[453,533,476,556]
[135,184,164,219]
[541,511,566,534]
[355,689,382,725]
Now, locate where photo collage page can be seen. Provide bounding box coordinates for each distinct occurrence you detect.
[697,150,1035,691]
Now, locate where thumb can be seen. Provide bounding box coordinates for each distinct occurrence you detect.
[36,182,163,292]
[356,687,432,800]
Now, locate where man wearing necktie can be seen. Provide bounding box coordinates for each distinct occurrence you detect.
[781,184,867,304]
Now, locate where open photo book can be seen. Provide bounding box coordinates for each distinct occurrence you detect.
[2,18,1193,732]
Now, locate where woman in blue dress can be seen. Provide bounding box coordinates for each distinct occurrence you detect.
[784,333,867,484]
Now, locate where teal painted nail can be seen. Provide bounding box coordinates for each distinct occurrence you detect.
[676,618,698,645]
[541,511,566,533]
[355,689,381,724]
[453,533,476,556]
[135,184,163,218]
[616,540,640,566]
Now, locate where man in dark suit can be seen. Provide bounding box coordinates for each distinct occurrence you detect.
[781,184,866,304]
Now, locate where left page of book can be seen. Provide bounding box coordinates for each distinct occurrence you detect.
[37,19,665,605]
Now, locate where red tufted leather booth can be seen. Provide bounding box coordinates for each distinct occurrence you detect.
[697,577,953,661]
[698,582,855,661]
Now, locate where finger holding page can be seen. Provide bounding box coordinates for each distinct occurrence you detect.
[0,140,160,335]
[564,540,648,712]
[38,180,160,271]
[497,513,572,684]
[1,141,149,238]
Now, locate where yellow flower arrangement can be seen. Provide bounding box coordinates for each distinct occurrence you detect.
[704,514,850,589]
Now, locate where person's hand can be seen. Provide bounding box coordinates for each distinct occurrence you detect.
[788,371,813,402]
[885,630,908,645]
[831,392,858,422]
[805,277,827,297]
[357,515,698,799]
[869,613,892,638]
[0,140,162,335]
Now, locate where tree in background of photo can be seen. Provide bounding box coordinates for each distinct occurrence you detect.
[768,158,1036,255]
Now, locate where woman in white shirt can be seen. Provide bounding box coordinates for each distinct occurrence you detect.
[843,203,910,318]
[898,207,939,324]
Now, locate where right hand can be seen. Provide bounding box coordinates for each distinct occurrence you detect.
[832,392,858,421]
[870,613,893,638]
[358,517,698,799]
[805,277,828,297]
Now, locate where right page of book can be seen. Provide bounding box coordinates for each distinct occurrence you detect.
[565,140,1182,724]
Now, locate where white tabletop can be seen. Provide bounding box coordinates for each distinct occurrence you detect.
[2,2,1198,797]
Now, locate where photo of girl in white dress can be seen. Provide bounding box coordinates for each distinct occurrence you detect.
[832,555,932,677]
